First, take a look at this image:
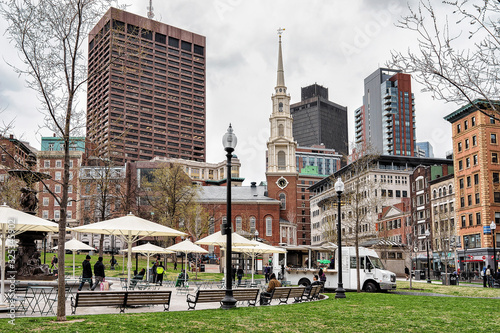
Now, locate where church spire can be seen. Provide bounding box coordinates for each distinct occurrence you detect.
[276,27,285,88]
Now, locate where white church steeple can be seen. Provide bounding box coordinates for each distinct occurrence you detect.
[266,28,297,175]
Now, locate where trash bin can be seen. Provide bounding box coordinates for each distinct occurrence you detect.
[449,274,457,285]
[200,264,205,272]
[441,273,450,285]
[414,270,421,280]
[420,270,426,280]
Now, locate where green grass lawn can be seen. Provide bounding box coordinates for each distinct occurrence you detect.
[4,291,499,332]
[46,252,263,281]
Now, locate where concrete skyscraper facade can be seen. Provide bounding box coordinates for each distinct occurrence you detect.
[355,68,416,157]
[290,84,348,157]
[87,8,206,164]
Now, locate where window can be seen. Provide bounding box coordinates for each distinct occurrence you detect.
[466,176,471,187]
[55,185,61,193]
[473,155,478,165]
[461,215,466,228]
[459,178,464,189]
[464,120,468,130]
[250,216,256,233]
[468,213,473,226]
[68,185,73,193]
[54,210,60,221]
[44,160,50,168]
[474,174,479,185]
[466,157,470,168]
[467,195,472,206]
[458,142,462,152]
[492,133,497,144]
[459,160,463,170]
[42,210,49,219]
[472,116,476,126]
[475,193,480,204]
[67,211,72,219]
[494,172,499,184]
[472,135,477,146]
[235,216,242,231]
[491,117,496,124]
[56,160,62,168]
[55,172,61,180]
[43,197,49,206]
[460,197,465,207]
[457,124,461,133]
[266,216,272,236]
[493,153,499,164]
[495,192,500,203]
[465,139,469,149]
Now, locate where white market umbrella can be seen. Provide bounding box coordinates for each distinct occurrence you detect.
[53,237,95,278]
[73,213,186,282]
[0,204,59,305]
[196,231,255,278]
[122,242,173,281]
[166,239,208,272]
[233,240,287,283]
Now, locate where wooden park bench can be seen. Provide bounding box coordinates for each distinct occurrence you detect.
[186,288,260,310]
[260,286,291,305]
[71,290,172,314]
[288,286,306,303]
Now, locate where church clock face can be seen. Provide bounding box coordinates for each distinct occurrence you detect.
[276,177,288,189]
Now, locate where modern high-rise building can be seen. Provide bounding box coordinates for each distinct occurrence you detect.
[290,84,348,156]
[87,8,206,164]
[416,141,434,158]
[355,68,416,157]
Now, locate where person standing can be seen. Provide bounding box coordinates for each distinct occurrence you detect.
[50,255,58,273]
[237,265,244,285]
[174,261,177,271]
[110,255,117,270]
[264,264,270,283]
[152,261,159,283]
[91,256,105,291]
[78,255,93,291]
[156,262,165,286]
[405,266,410,280]
[486,265,493,287]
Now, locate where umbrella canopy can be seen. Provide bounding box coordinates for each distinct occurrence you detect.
[123,242,173,281]
[53,238,96,278]
[195,231,255,247]
[233,240,287,283]
[0,204,59,305]
[166,239,208,272]
[73,213,186,282]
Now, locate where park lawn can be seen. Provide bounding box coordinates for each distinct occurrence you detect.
[46,252,262,281]
[396,281,500,298]
[4,292,500,333]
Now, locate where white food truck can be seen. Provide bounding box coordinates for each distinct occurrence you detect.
[272,245,396,292]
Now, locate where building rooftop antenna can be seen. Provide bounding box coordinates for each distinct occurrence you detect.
[147,0,154,19]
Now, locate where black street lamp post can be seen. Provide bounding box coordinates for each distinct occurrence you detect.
[425,229,431,283]
[334,177,346,299]
[464,239,469,282]
[221,124,237,309]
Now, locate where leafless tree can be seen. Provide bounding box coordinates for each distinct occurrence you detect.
[389,0,500,117]
[0,0,118,321]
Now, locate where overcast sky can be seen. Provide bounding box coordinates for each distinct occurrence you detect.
[0,0,459,185]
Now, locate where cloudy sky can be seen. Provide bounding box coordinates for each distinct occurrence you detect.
[0,0,460,185]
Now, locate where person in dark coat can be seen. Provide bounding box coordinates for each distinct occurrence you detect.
[237,266,244,285]
[78,255,93,291]
[91,256,106,291]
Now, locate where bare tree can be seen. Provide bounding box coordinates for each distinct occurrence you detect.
[0,0,117,321]
[389,0,500,117]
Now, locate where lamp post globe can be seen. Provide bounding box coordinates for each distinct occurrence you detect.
[425,229,431,284]
[221,124,237,309]
[334,177,346,299]
[491,221,497,272]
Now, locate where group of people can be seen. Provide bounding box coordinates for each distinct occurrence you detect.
[150,260,166,285]
[78,255,106,291]
[482,265,498,288]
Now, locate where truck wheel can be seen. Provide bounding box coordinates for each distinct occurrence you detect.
[298,278,311,286]
[364,282,378,292]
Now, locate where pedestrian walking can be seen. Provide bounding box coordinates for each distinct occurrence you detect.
[91,256,106,291]
[264,264,270,283]
[78,255,93,291]
[156,262,165,286]
[50,255,58,273]
[405,266,410,280]
[237,265,244,285]
[174,261,177,271]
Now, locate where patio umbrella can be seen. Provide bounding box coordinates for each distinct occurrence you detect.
[73,213,186,282]
[0,204,59,306]
[196,231,255,278]
[233,240,287,283]
[166,239,208,272]
[317,259,331,264]
[122,242,173,281]
[53,237,96,278]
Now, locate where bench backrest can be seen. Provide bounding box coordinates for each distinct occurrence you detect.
[126,290,172,306]
[310,284,322,298]
[75,291,126,307]
[195,289,227,303]
[271,287,291,299]
[288,286,306,298]
[232,288,259,302]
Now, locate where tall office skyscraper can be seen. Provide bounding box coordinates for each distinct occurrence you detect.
[87,8,206,163]
[290,84,348,157]
[354,68,416,156]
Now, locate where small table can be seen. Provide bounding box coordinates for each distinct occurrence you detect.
[28,286,57,315]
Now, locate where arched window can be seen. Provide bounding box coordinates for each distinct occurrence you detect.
[278,102,283,112]
[449,184,453,194]
[439,188,442,197]
[278,124,284,136]
[266,216,272,236]
[235,216,242,231]
[443,187,447,195]
[433,190,437,199]
[278,151,286,169]
[250,216,256,233]
[279,193,286,210]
